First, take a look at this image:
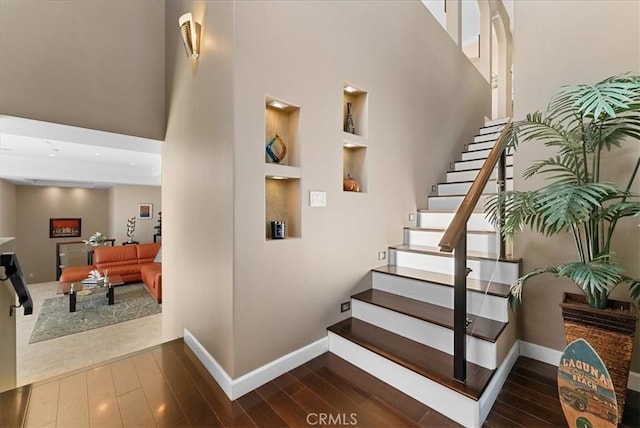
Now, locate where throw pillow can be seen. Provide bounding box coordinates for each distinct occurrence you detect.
[154,248,162,264]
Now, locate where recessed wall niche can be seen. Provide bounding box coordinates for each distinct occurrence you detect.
[343,82,368,138]
[343,141,367,193]
[265,176,301,240]
[265,96,300,167]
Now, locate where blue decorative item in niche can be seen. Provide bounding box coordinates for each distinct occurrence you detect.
[266,134,287,163]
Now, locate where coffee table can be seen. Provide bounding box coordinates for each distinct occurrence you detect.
[58,274,124,312]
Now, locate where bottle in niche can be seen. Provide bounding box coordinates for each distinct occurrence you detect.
[344,102,355,134]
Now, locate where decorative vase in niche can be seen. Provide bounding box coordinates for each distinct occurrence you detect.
[344,102,355,134]
[266,134,287,163]
[343,174,360,192]
[270,221,286,239]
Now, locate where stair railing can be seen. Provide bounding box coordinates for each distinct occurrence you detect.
[438,118,512,383]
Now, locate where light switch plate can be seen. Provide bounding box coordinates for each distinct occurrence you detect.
[310,191,326,207]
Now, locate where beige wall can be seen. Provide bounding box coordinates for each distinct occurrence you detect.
[162,0,236,373]
[108,185,161,244]
[15,186,109,283]
[0,0,165,140]
[513,0,640,371]
[0,180,17,240]
[0,180,17,392]
[226,0,487,377]
[163,0,489,377]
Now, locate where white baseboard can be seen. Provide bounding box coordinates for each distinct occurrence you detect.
[183,329,328,400]
[479,341,519,423]
[519,340,639,392]
[518,340,562,366]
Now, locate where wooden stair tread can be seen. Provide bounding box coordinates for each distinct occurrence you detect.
[372,265,510,297]
[390,244,520,264]
[328,318,495,400]
[404,226,496,235]
[352,289,507,342]
[438,178,512,185]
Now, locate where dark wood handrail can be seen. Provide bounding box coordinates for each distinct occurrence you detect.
[438,119,512,252]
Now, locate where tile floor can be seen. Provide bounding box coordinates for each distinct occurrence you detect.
[16,281,163,386]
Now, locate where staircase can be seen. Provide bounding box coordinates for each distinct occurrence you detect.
[327,117,520,427]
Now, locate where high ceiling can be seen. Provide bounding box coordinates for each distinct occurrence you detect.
[0,115,162,189]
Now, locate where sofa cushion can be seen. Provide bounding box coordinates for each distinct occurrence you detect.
[153,248,162,263]
[93,245,138,267]
[137,243,161,264]
[59,265,95,283]
[140,263,162,303]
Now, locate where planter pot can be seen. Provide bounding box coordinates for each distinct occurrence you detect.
[560,292,638,423]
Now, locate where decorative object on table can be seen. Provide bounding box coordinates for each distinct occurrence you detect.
[49,218,81,238]
[485,73,640,421]
[84,232,106,247]
[265,134,287,163]
[558,338,617,427]
[81,269,105,287]
[154,211,162,236]
[137,203,153,219]
[343,174,360,192]
[270,221,286,239]
[126,217,136,243]
[29,283,161,344]
[344,102,355,134]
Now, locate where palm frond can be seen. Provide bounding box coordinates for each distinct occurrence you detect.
[485,190,539,239]
[596,201,640,223]
[549,75,640,121]
[522,155,584,183]
[528,182,619,236]
[509,266,560,311]
[627,277,640,302]
[556,256,625,306]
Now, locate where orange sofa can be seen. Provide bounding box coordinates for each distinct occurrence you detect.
[59,243,162,303]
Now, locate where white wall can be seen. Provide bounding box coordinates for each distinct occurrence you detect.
[513,0,640,371]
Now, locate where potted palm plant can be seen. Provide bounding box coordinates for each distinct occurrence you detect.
[486,74,640,422]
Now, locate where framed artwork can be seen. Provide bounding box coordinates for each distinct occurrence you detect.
[50,218,82,238]
[137,203,153,220]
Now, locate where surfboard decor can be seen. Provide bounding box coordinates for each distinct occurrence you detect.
[558,338,618,428]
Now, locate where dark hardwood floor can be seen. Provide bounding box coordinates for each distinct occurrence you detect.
[1,338,638,427]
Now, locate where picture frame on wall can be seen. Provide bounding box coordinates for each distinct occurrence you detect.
[49,218,82,238]
[137,203,153,220]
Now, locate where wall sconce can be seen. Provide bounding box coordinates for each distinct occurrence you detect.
[178,12,201,59]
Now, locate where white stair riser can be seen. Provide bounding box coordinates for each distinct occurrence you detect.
[485,117,510,127]
[393,250,519,284]
[479,124,505,135]
[417,212,494,231]
[461,149,492,161]
[447,166,514,183]
[372,272,509,322]
[427,194,492,211]
[352,300,497,369]
[468,140,499,151]
[406,229,498,254]
[473,133,501,143]
[328,333,481,428]
[438,179,513,196]
[454,156,513,171]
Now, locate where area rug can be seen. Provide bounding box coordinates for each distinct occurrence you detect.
[29,283,161,344]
